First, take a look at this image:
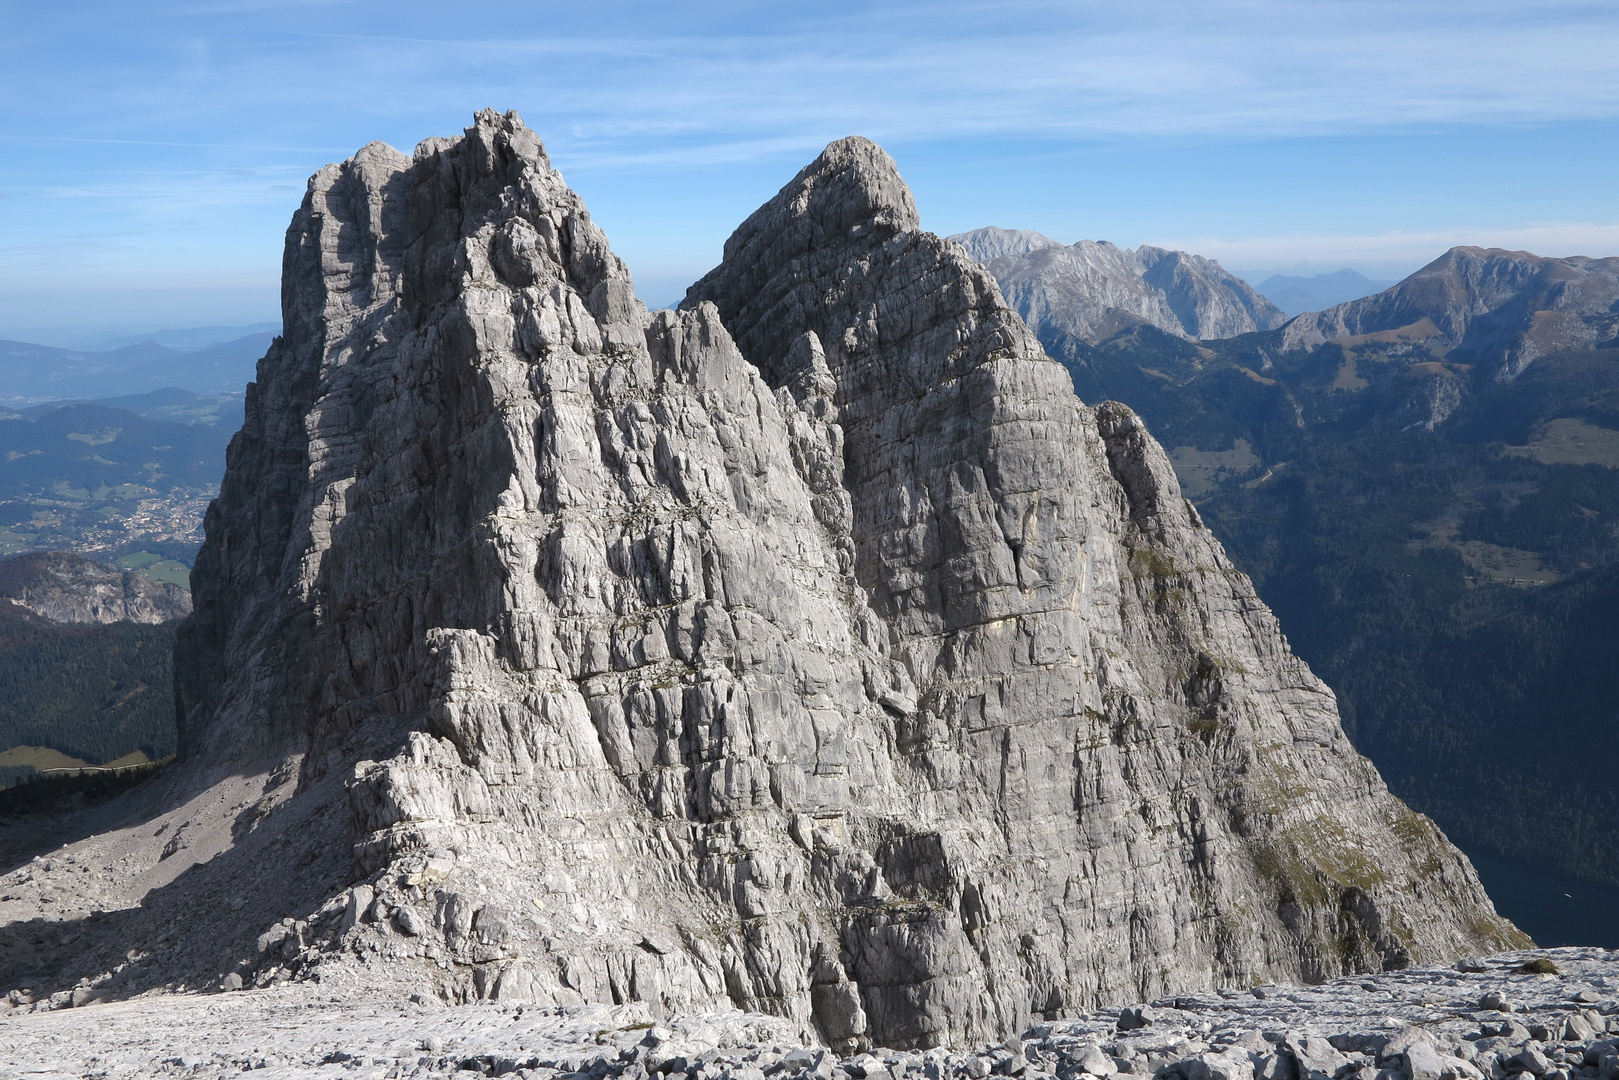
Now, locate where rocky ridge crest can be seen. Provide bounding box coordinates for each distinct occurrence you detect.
[952,227,1286,343]
[0,113,1521,1051]
[1279,247,1619,376]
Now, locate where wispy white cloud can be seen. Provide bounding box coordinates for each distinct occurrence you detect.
[3,0,1619,325]
[16,2,1619,165]
[176,0,1619,164]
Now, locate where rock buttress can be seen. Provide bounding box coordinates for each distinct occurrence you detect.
[171,116,1522,1050]
[684,136,1523,1036]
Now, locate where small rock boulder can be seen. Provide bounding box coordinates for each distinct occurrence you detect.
[1505,1047,1552,1077]
[1118,1007,1162,1032]
[1074,1045,1116,1078]
[255,923,290,954]
[1583,1042,1619,1067]
[342,885,374,933]
[1185,1048,1256,1080]
[1564,1015,1598,1041]
[1404,1040,1445,1080]
[1284,1035,1349,1080]
[1254,1053,1297,1080]
[393,906,426,936]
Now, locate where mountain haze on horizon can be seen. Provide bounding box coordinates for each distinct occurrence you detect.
[0,330,275,406]
[83,322,281,353]
[1252,269,1399,317]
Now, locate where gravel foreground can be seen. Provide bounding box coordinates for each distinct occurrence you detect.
[4,947,1619,1080]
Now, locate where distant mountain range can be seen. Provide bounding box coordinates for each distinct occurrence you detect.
[0,329,274,405]
[952,227,1286,342]
[0,326,267,582]
[11,387,244,428]
[969,238,1619,913]
[1251,269,1397,316]
[84,321,279,352]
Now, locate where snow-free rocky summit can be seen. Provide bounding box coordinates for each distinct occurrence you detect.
[0,111,1524,1055]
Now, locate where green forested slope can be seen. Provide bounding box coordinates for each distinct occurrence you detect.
[0,603,178,767]
[1044,321,1619,890]
[1199,438,1619,885]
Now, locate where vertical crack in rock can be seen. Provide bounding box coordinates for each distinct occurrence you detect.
[162,115,1522,1050]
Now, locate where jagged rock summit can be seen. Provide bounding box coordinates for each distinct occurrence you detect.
[0,550,190,624]
[2,113,1521,1050]
[952,226,1286,343]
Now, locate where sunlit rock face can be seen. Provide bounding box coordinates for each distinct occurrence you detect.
[1278,246,1619,375]
[172,111,1521,1050]
[951,226,1286,343]
[0,551,191,624]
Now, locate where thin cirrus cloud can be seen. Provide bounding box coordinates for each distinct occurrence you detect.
[19,3,1619,148]
[267,2,1619,143]
[1,0,1618,335]
[177,5,1619,169]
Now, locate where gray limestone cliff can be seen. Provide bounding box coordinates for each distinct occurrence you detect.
[151,113,1522,1049]
[1279,247,1619,376]
[0,551,190,624]
[952,227,1285,343]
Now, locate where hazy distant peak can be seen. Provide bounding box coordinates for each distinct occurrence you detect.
[950,226,1063,263]
[87,321,281,352]
[1261,268,1386,289]
[955,227,1286,342]
[97,340,186,368]
[1279,245,1619,371]
[0,329,274,406]
[1256,268,1397,317]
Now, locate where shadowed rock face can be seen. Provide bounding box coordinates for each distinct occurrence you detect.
[160,113,1519,1049]
[0,551,190,625]
[952,226,1286,343]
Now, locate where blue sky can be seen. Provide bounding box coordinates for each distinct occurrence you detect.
[3,1,1619,344]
